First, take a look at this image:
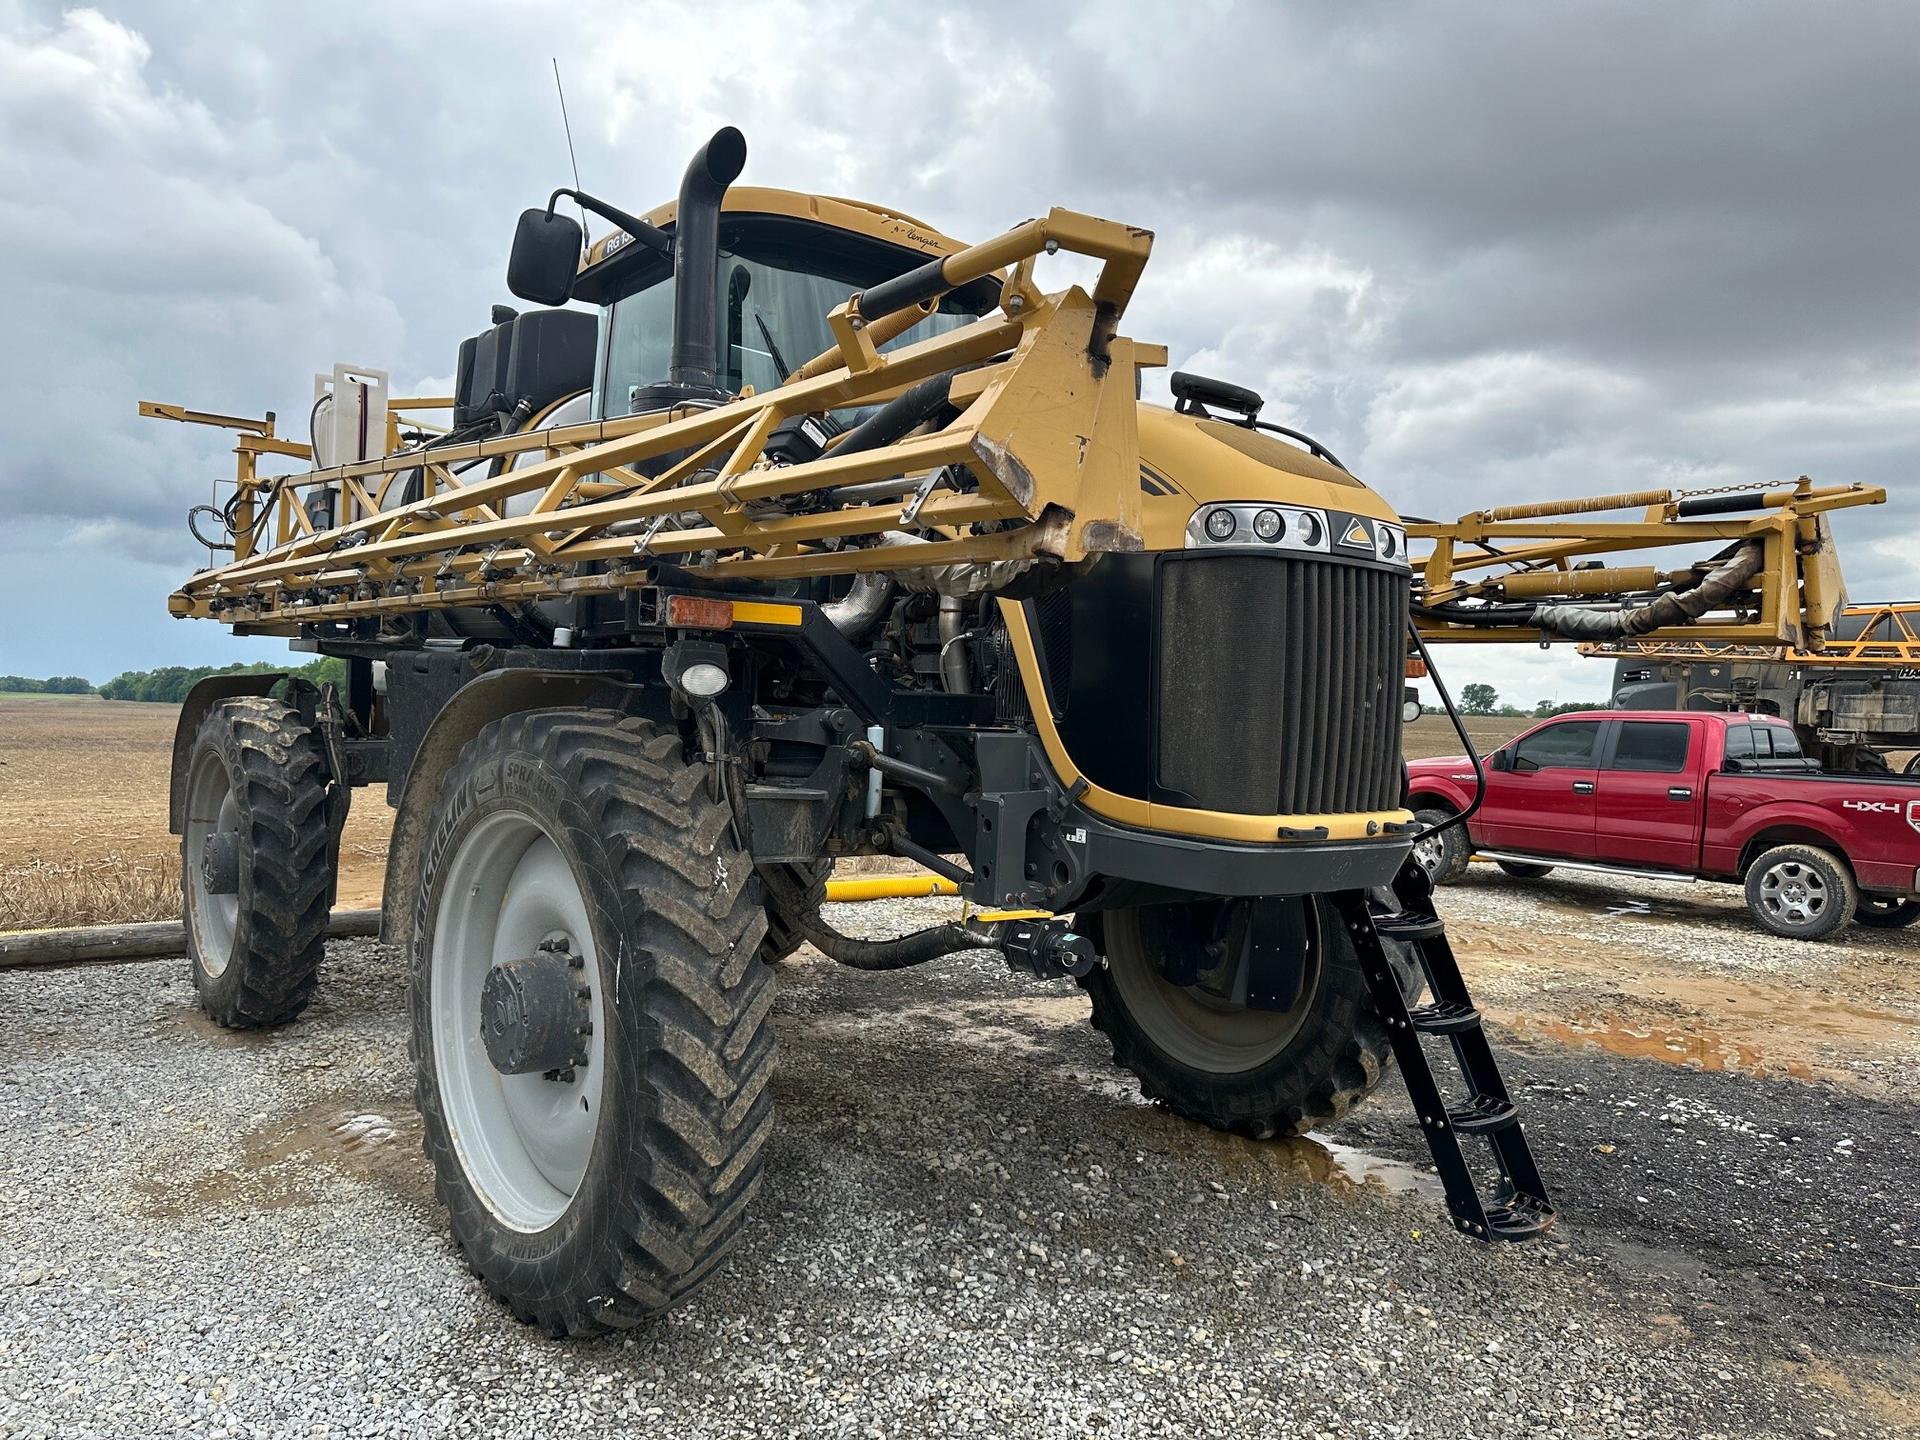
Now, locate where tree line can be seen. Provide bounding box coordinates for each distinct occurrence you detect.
[0,675,94,694]
[2,658,346,703]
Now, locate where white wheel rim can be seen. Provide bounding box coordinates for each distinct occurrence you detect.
[1108,903,1323,1074]
[184,751,241,976]
[1759,860,1828,927]
[430,810,608,1232]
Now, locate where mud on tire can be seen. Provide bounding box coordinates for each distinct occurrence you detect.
[410,708,776,1336]
[180,697,331,1028]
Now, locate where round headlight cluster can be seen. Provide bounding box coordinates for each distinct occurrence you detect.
[1252,508,1284,542]
[1204,508,1238,542]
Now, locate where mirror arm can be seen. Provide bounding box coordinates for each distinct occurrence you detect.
[548,188,673,258]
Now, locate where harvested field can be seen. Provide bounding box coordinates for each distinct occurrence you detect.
[0,693,390,929]
[0,697,1522,932]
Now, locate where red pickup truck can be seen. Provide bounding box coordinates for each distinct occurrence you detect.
[1406,710,1920,940]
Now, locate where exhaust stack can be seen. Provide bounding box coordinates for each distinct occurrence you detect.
[667,126,747,397]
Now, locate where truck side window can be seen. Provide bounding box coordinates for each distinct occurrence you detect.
[1761,724,1803,759]
[1722,724,1757,768]
[1511,720,1601,772]
[1610,721,1690,773]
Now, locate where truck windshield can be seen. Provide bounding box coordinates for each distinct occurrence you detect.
[594,250,980,417]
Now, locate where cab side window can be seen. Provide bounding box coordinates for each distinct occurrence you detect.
[1761,724,1803,759]
[1609,721,1690,773]
[1511,720,1601,772]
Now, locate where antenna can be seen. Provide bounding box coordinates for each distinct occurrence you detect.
[552,58,589,247]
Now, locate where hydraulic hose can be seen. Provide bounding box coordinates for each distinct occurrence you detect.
[1528,541,1764,640]
[758,865,994,971]
[1415,541,1765,640]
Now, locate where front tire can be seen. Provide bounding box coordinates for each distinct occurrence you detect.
[1744,844,1856,941]
[1411,808,1471,885]
[1079,896,1411,1138]
[411,709,775,1335]
[180,697,331,1028]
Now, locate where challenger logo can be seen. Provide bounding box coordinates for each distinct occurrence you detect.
[1341,517,1372,548]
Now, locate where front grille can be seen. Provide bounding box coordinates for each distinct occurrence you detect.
[1156,554,1407,816]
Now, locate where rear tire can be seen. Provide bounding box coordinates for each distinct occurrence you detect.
[1855,895,1920,929]
[756,860,831,963]
[1496,859,1555,880]
[1411,808,1470,885]
[410,709,775,1335]
[180,697,331,1028]
[1079,896,1413,1138]
[1744,844,1855,941]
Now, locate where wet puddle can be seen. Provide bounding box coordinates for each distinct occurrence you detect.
[1514,1013,1811,1080]
[136,1099,427,1217]
[1201,1129,1444,1203]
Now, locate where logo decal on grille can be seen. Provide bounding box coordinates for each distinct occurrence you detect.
[1341,517,1372,547]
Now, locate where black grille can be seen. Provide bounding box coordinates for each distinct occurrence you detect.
[1156,554,1407,816]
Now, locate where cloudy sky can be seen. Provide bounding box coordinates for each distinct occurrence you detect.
[2,1,1915,706]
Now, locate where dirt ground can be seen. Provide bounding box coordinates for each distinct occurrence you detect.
[0,694,390,925]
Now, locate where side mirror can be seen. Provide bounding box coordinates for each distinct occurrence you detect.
[1488,749,1512,772]
[507,208,582,307]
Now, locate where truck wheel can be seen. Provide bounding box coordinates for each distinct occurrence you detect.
[756,860,831,963]
[1079,896,1412,1138]
[180,697,331,1028]
[410,709,775,1336]
[1744,844,1856,941]
[1410,808,1470,885]
[1496,860,1555,880]
[1855,895,1920,929]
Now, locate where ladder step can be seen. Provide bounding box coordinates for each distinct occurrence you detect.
[1447,1094,1521,1135]
[1482,1193,1557,1242]
[1408,1000,1481,1035]
[1374,911,1446,942]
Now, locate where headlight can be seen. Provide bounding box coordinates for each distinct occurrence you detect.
[1252,508,1283,542]
[678,662,730,698]
[1204,508,1238,542]
[1375,523,1406,562]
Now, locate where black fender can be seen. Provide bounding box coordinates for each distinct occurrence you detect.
[168,672,287,834]
[379,668,665,949]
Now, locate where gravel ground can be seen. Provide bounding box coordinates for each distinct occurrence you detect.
[2,888,1916,1438]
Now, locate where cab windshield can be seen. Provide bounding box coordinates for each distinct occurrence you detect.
[594,247,983,417]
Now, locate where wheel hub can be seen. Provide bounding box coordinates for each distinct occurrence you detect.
[200,832,241,896]
[479,938,591,1078]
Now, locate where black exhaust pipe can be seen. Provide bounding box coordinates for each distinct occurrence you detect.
[667,126,747,396]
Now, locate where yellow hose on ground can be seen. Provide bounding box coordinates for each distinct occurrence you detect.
[824,874,960,902]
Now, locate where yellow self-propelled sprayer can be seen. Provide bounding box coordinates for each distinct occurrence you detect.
[145,126,1882,1335]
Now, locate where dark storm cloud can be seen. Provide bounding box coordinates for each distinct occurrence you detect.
[0,0,1914,685]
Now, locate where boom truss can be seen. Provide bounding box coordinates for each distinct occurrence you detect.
[1408,482,1885,650]
[1578,601,1920,669]
[152,211,1160,634]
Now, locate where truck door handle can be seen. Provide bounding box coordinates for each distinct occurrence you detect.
[1571,781,1595,794]
[1668,786,1693,800]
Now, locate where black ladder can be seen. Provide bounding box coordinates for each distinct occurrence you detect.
[1333,861,1556,1242]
